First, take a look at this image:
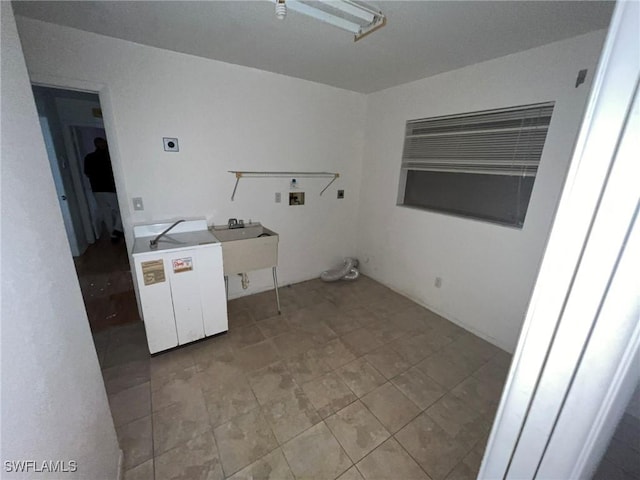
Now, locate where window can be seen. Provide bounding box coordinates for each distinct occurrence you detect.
[398,102,555,228]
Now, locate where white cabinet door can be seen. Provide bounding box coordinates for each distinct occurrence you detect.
[167,252,205,345]
[133,255,178,353]
[196,244,228,336]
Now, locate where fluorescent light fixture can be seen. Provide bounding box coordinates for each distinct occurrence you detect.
[271,0,386,41]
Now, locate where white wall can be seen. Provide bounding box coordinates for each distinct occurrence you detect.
[16,16,367,298]
[0,3,121,478]
[357,31,606,352]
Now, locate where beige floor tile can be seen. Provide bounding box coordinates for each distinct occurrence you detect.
[256,314,291,338]
[287,313,338,344]
[151,366,201,412]
[341,328,385,356]
[422,314,466,343]
[472,356,511,385]
[149,347,195,381]
[368,320,407,344]
[214,408,278,477]
[98,278,510,480]
[415,352,474,389]
[388,334,433,366]
[123,459,154,480]
[248,361,298,405]
[392,367,447,410]
[356,437,430,480]
[116,415,153,470]
[302,372,357,419]
[197,354,246,389]
[325,400,390,463]
[425,394,491,450]
[361,382,421,433]
[153,393,211,456]
[450,375,504,417]
[202,379,259,427]
[444,445,484,480]
[270,330,317,358]
[365,345,411,379]
[154,431,223,480]
[227,448,295,480]
[245,296,281,321]
[315,338,358,370]
[338,466,365,480]
[337,358,386,397]
[235,340,281,372]
[396,413,470,480]
[227,324,266,349]
[282,421,352,479]
[228,308,255,329]
[294,289,327,309]
[345,305,381,327]
[262,389,322,444]
[325,308,365,335]
[283,349,332,384]
[109,382,151,427]
[103,359,150,396]
[190,335,236,366]
[451,333,501,365]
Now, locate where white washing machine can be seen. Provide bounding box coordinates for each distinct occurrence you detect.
[132,218,227,354]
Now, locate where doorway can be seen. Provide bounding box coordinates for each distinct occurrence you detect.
[32,85,139,332]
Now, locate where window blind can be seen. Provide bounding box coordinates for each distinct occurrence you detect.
[401,102,555,177]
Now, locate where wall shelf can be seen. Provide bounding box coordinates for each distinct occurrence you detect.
[228,171,340,201]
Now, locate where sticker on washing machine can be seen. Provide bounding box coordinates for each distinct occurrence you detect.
[141,259,165,285]
[172,257,193,273]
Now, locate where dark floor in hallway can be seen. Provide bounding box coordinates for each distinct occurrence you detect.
[75,233,139,332]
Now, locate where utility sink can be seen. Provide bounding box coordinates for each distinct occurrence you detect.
[211,223,278,275]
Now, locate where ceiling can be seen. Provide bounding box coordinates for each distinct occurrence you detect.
[12,1,614,93]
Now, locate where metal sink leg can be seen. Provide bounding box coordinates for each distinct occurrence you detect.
[272,266,281,314]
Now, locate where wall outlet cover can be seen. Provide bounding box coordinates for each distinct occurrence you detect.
[133,197,144,211]
[163,137,179,152]
[275,192,281,203]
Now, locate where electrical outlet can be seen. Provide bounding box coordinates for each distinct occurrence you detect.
[275,192,281,203]
[163,137,179,152]
[133,197,144,211]
[435,277,442,288]
[289,192,305,206]
[337,189,345,199]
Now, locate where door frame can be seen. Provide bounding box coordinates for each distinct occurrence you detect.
[30,76,129,246]
[480,1,639,477]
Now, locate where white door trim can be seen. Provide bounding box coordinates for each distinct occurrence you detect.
[479,1,640,478]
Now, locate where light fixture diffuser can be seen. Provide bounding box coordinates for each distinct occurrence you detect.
[270,0,386,41]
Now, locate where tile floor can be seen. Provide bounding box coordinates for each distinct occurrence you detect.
[94,275,512,480]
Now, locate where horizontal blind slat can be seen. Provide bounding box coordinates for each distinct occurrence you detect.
[401,101,554,176]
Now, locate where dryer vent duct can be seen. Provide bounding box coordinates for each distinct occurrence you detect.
[320,257,360,282]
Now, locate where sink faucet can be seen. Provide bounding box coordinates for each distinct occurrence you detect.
[228,218,245,229]
[149,219,185,249]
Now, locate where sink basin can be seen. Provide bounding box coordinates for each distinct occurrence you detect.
[211,223,278,275]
